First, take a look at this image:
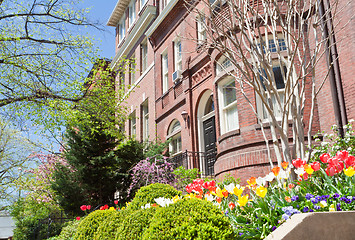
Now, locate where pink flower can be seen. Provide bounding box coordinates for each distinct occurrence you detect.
[86,205,91,210]
[76,216,80,221]
[80,205,87,211]
[114,200,118,205]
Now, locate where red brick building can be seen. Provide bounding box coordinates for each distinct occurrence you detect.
[107,0,355,183]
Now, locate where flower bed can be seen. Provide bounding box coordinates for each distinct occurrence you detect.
[54,149,355,239]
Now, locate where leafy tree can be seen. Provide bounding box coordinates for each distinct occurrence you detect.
[0,0,102,130]
[0,120,34,210]
[51,117,144,214]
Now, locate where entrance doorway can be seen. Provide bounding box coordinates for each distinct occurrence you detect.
[203,116,216,175]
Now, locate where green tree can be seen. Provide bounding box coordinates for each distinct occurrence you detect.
[0,0,101,129]
[0,120,33,210]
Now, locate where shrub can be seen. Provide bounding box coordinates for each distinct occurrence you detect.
[142,198,236,240]
[115,207,157,240]
[55,219,81,240]
[172,166,201,191]
[127,183,180,211]
[92,209,129,240]
[74,209,116,240]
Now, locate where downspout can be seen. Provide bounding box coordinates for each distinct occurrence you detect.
[318,0,347,137]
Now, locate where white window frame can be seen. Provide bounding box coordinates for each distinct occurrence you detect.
[129,111,136,137]
[174,39,182,72]
[197,15,207,44]
[128,0,136,28]
[216,56,232,75]
[161,50,169,93]
[167,120,182,156]
[141,100,149,141]
[218,77,239,134]
[129,54,136,85]
[141,41,148,73]
[118,14,126,42]
[257,62,288,122]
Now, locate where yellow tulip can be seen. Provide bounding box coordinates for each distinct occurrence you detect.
[304,164,314,175]
[216,187,224,198]
[233,186,245,196]
[344,166,355,177]
[172,195,180,203]
[238,194,249,207]
[256,186,267,198]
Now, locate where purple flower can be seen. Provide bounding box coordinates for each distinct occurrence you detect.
[239,232,244,236]
[272,226,277,231]
[314,205,321,210]
[282,213,290,220]
[311,198,318,204]
[322,195,329,200]
[333,193,340,199]
[305,193,314,200]
[302,207,309,212]
[291,195,299,201]
[336,203,342,211]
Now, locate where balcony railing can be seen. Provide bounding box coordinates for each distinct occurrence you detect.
[170,150,217,176]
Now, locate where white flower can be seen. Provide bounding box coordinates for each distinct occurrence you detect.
[319,200,327,208]
[154,197,174,207]
[256,177,266,186]
[294,167,305,176]
[264,172,275,182]
[204,193,214,202]
[141,203,151,209]
[278,169,290,180]
[224,183,235,194]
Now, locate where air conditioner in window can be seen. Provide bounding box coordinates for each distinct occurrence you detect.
[172,70,182,84]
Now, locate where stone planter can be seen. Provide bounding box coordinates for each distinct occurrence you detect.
[266,211,355,239]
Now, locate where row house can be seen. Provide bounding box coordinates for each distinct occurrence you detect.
[107,0,355,183]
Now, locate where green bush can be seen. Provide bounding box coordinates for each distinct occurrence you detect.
[55,219,81,240]
[142,198,236,240]
[93,209,130,240]
[172,166,201,191]
[74,209,116,240]
[115,207,157,240]
[127,183,180,210]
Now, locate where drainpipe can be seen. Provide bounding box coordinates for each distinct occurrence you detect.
[318,0,347,137]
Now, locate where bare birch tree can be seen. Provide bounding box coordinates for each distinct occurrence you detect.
[186,0,349,167]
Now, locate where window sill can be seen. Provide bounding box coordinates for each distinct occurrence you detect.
[218,129,240,143]
[254,119,293,130]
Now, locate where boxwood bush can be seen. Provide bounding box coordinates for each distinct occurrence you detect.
[115,207,157,240]
[93,209,130,240]
[74,209,116,240]
[127,183,180,210]
[53,219,80,240]
[142,198,236,240]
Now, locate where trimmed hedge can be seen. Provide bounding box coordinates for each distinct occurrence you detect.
[54,219,81,240]
[93,209,130,240]
[115,207,157,240]
[74,209,116,240]
[142,198,236,240]
[127,183,181,210]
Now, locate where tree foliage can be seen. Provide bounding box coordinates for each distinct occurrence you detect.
[0,0,102,130]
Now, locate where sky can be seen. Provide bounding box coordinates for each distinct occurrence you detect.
[81,0,119,59]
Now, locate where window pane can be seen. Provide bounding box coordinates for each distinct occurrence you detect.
[223,81,236,106]
[226,105,238,131]
[273,66,286,89]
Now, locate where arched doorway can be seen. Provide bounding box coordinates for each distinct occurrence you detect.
[197,90,217,176]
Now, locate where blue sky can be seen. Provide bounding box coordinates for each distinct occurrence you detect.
[82,0,119,59]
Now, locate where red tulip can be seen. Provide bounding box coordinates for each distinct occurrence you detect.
[114,200,119,205]
[86,205,91,210]
[292,158,306,168]
[80,205,87,211]
[344,155,355,168]
[311,161,321,171]
[326,165,336,176]
[320,153,330,163]
[186,183,193,193]
[228,202,236,210]
[76,216,80,221]
[336,150,349,161]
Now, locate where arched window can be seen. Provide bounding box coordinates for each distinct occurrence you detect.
[167,120,182,155]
